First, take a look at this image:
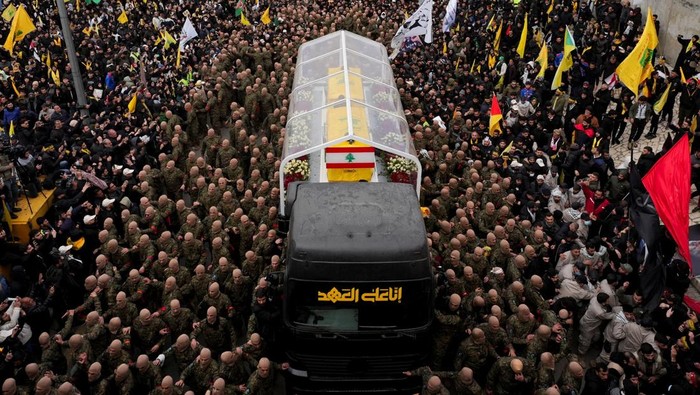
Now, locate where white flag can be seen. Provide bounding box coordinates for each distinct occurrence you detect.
[442,0,457,33]
[179,17,198,49]
[391,0,433,48]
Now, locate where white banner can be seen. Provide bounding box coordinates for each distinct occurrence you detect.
[442,0,457,33]
[391,0,433,48]
[179,17,198,49]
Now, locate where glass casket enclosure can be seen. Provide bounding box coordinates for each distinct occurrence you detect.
[280,30,421,215]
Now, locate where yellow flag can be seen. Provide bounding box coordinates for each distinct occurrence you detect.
[127,92,137,113]
[45,51,51,69]
[493,21,503,52]
[404,10,409,20]
[10,77,19,97]
[8,121,14,137]
[443,41,447,55]
[176,46,181,69]
[615,8,658,96]
[241,12,251,26]
[76,0,80,12]
[517,14,528,58]
[692,115,698,133]
[653,83,671,114]
[551,26,575,90]
[82,26,92,36]
[454,57,460,73]
[161,30,176,50]
[470,58,476,73]
[536,44,548,78]
[117,9,128,24]
[456,23,460,32]
[2,4,16,22]
[50,69,60,86]
[687,39,695,53]
[261,6,271,25]
[486,14,495,31]
[3,4,36,56]
[681,67,687,84]
[500,139,513,157]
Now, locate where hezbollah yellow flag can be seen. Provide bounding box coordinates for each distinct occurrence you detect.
[493,21,503,52]
[454,57,460,73]
[517,14,528,58]
[681,67,687,84]
[687,39,695,53]
[127,92,138,113]
[551,26,575,90]
[241,12,251,26]
[653,83,671,114]
[470,58,476,73]
[443,41,447,55]
[486,14,495,31]
[261,6,271,25]
[50,69,60,86]
[692,115,698,133]
[615,8,658,96]
[117,9,128,24]
[10,77,19,97]
[3,4,36,56]
[8,121,14,137]
[161,30,176,50]
[175,46,181,69]
[536,44,548,78]
[2,4,16,22]
[500,139,513,157]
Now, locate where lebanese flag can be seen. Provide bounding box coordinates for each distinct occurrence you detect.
[489,94,502,137]
[642,133,691,263]
[326,146,376,169]
[605,73,617,88]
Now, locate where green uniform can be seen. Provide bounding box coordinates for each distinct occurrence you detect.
[181,359,219,394]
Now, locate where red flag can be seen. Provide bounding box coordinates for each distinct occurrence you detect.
[642,134,691,263]
[489,94,502,137]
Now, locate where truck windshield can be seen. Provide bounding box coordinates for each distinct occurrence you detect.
[287,279,432,331]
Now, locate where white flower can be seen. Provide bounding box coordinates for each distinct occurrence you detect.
[284,159,310,180]
[380,131,405,147]
[386,156,417,174]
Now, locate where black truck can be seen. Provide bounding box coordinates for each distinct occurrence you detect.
[277,182,433,393]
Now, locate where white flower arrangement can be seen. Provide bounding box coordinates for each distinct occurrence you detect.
[287,118,312,149]
[376,112,394,122]
[380,131,405,148]
[284,159,310,178]
[296,89,312,101]
[373,91,392,104]
[386,156,417,174]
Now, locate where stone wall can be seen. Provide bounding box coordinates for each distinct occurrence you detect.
[630,0,700,66]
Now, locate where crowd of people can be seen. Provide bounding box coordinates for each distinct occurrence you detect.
[0,0,699,394]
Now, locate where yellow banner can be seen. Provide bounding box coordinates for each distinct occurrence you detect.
[318,287,403,303]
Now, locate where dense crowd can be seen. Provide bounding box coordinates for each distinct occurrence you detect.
[0,0,699,394]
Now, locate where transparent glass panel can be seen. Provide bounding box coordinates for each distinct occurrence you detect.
[345,33,386,60]
[363,81,402,114]
[294,51,343,87]
[363,105,412,152]
[346,51,393,82]
[285,110,326,156]
[299,33,342,61]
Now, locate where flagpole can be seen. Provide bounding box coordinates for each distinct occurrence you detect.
[55,0,88,117]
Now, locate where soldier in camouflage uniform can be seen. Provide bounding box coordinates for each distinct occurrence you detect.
[105,317,132,353]
[453,327,499,378]
[245,357,289,395]
[175,200,192,231]
[224,268,254,339]
[190,265,212,310]
[162,299,195,339]
[178,214,206,241]
[218,350,255,393]
[237,215,257,259]
[86,361,109,395]
[180,232,206,270]
[131,309,167,354]
[122,270,151,310]
[191,306,237,357]
[506,305,538,357]
[104,364,134,395]
[241,251,264,282]
[526,325,553,364]
[104,292,139,328]
[134,235,157,274]
[477,316,514,357]
[557,362,585,394]
[155,231,180,260]
[134,354,162,391]
[211,257,233,285]
[148,376,182,395]
[432,294,466,370]
[155,277,183,313]
[210,237,233,267]
[534,352,557,392]
[202,129,221,167]
[218,191,241,219]
[486,357,534,395]
[216,139,237,169]
[164,260,192,302]
[198,283,233,318]
[155,334,202,377]
[504,281,528,316]
[142,207,166,238]
[177,348,219,394]
[97,340,130,378]
[38,332,67,374]
[162,161,186,201]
